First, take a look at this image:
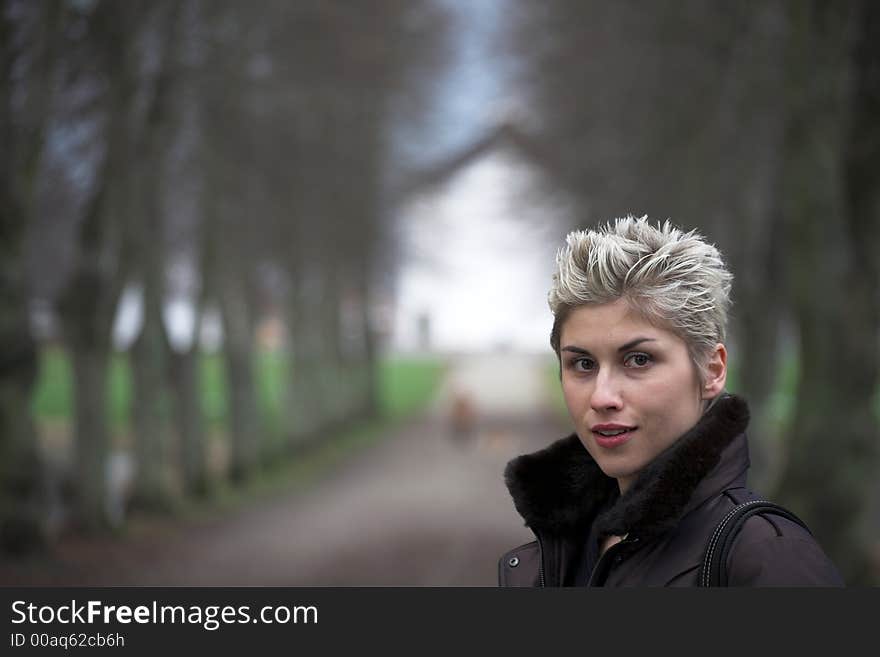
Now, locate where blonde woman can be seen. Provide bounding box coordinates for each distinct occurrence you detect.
[499,216,842,586]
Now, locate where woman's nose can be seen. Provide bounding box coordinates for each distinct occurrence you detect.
[590,369,623,411]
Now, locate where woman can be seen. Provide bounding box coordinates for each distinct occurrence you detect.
[499,216,843,586]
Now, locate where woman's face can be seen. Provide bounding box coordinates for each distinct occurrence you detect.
[559,299,719,494]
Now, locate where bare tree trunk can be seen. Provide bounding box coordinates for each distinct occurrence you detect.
[317,266,356,432]
[69,344,111,531]
[311,264,344,432]
[286,266,322,446]
[219,271,259,483]
[0,190,44,551]
[357,258,380,419]
[842,0,880,581]
[128,4,179,510]
[334,274,364,423]
[173,207,213,496]
[129,281,172,511]
[128,169,171,512]
[775,0,876,584]
[732,201,787,492]
[60,179,126,531]
[171,344,207,495]
[716,5,790,490]
[0,155,44,554]
[54,0,153,531]
[0,0,65,554]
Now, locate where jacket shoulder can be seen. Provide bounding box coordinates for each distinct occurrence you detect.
[726,513,845,586]
[498,541,541,587]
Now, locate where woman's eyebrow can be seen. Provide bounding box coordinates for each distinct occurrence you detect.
[617,337,657,352]
[561,337,657,355]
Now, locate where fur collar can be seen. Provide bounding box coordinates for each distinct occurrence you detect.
[504,393,750,540]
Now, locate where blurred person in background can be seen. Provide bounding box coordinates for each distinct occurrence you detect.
[449,390,477,444]
[498,216,843,586]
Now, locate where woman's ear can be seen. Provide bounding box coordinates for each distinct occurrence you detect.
[701,343,727,400]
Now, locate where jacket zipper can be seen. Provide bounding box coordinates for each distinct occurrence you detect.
[533,532,639,587]
[586,534,638,587]
[536,534,546,587]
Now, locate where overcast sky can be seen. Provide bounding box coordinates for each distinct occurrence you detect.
[387,0,568,355]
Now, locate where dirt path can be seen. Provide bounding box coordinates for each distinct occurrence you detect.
[2,353,568,586]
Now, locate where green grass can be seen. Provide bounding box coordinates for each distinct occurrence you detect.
[30,348,73,420]
[108,353,133,428]
[379,357,445,418]
[31,347,444,429]
[30,348,134,430]
[545,358,567,421]
[28,347,446,525]
[199,353,227,429]
[257,350,286,434]
[203,356,445,512]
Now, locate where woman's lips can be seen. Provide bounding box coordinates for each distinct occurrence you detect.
[592,428,636,448]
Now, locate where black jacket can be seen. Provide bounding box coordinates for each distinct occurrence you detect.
[498,394,844,586]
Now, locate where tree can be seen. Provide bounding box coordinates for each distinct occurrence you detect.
[0,0,62,553]
[127,1,182,511]
[775,0,880,584]
[56,0,153,530]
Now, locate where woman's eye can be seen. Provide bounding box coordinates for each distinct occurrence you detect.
[572,357,595,372]
[624,352,652,368]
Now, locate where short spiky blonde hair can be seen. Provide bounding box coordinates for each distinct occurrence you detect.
[549,215,733,379]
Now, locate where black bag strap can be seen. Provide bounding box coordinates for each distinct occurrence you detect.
[698,499,812,587]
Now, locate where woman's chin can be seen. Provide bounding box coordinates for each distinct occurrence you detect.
[595,458,644,485]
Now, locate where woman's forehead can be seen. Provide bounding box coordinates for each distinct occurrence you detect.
[560,300,677,345]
